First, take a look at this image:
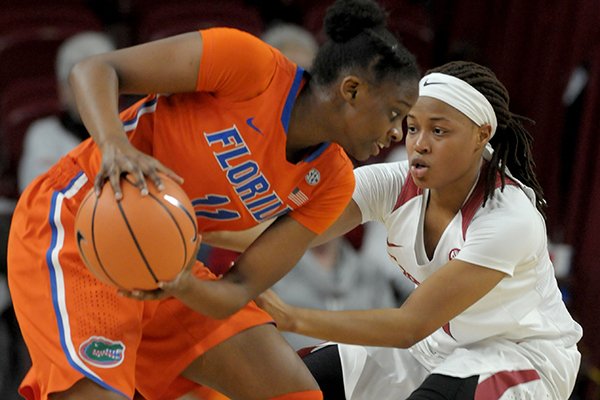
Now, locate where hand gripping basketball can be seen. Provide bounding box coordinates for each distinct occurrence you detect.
[75,173,200,291]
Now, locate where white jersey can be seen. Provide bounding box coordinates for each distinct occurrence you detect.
[341,160,582,399]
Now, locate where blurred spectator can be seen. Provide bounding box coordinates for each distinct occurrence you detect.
[261,22,318,69]
[272,237,397,350]
[245,0,304,27]
[17,31,115,192]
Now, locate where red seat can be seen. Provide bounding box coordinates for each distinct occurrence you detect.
[0,28,102,97]
[0,77,60,199]
[0,5,102,38]
[134,0,264,43]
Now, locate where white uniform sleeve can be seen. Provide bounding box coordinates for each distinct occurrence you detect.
[352,161,409,224]
[455,187,544,276]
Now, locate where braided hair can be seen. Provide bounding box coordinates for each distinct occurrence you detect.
[311,0,419,88]
[426,61,547,217]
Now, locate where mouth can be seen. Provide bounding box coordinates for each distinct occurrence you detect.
[410,158,429,178]
[371,141,388,156]
[371,142,381,156]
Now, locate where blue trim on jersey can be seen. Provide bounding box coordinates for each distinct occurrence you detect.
[281,67,304,133]
[46,172,128,398]
[122,96,159,128]
[303,142,331,162]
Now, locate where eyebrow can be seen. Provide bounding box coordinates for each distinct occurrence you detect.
[407,113,450,122]
[397,100,412,108]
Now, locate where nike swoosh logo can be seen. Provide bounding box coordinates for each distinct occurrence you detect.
[246,117,263,134]
[423,79,446,86]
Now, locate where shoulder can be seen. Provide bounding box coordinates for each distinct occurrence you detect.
[198,27,295,100]
[470,185,545,240]
[355,159,408,178]
[354,161,408,191]
[484,185,539,218]
[352,161,410,223]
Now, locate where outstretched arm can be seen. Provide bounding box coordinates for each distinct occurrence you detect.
[69,32,202,197]
[202,198,364,252]
[128,215,317,319]
[257,259,506,348]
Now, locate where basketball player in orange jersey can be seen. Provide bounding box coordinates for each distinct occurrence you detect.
[7,0,419,399]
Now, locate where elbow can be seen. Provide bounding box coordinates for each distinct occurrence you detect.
[68,57,94,87]
[392,334,419,349]
[392,321,431,349]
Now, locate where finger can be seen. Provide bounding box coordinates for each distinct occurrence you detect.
[146,168,165,191]
[94,173,106,196]
[119,288,164,301]
[133,170,149,196]
[117,289,140,299]
[109,170,122,201]
[157,280,176,292]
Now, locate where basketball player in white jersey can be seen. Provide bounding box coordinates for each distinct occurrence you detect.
[205,61,582,399]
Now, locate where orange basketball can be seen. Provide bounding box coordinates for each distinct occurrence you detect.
[74,173,200,291]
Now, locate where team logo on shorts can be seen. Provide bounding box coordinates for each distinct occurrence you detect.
[305,168,320,185]
[79,336,125,368]
[448,248,460,260]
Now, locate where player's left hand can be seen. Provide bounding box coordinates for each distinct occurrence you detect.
[119,245,198,301]
[255,289,296,332]
[117,287,170,301]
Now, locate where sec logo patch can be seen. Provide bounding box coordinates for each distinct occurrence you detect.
[305,168,320,185]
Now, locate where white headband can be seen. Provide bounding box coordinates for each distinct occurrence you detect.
[419,72,498,137]
[418,72,497,160]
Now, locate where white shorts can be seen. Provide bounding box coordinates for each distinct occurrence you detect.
[337,340,580,399]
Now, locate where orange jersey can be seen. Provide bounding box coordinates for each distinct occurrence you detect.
[70,28,355,234]
[8,28,351,399]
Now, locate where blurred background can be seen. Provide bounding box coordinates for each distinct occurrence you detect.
[0,0,598,398]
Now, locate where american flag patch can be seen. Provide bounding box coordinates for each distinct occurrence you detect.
[288,187,309,206]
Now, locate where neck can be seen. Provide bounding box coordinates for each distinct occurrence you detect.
[286,85,335,161]
[429,160,483,214]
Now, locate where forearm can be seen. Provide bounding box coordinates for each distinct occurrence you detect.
[288,307,420,348]
[283,260,507,348]
[69,58,127,149]
[174,276,253,319]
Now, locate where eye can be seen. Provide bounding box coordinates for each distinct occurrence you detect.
[432,127,446,136]
[406,124,417,134]
[390,110,400,121]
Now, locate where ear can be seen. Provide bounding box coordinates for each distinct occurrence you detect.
[477,124,492,148]
[340,75,361,103]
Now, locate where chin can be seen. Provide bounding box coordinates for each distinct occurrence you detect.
[350,147,372,162]
[353,153,370,162]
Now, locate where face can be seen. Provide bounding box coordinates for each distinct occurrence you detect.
[405,96,489,191]
[340,78,418,161]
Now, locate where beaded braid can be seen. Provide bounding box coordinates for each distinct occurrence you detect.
[426,61,547,217]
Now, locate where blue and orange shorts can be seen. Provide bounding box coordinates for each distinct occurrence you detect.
[7,157,272,400]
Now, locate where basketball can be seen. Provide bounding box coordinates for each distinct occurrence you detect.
[74,174,200,291]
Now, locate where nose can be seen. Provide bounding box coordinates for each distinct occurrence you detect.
[388,127,403,143]
[412,132,430,154]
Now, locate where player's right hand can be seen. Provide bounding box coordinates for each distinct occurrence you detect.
[95,136,183,200]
